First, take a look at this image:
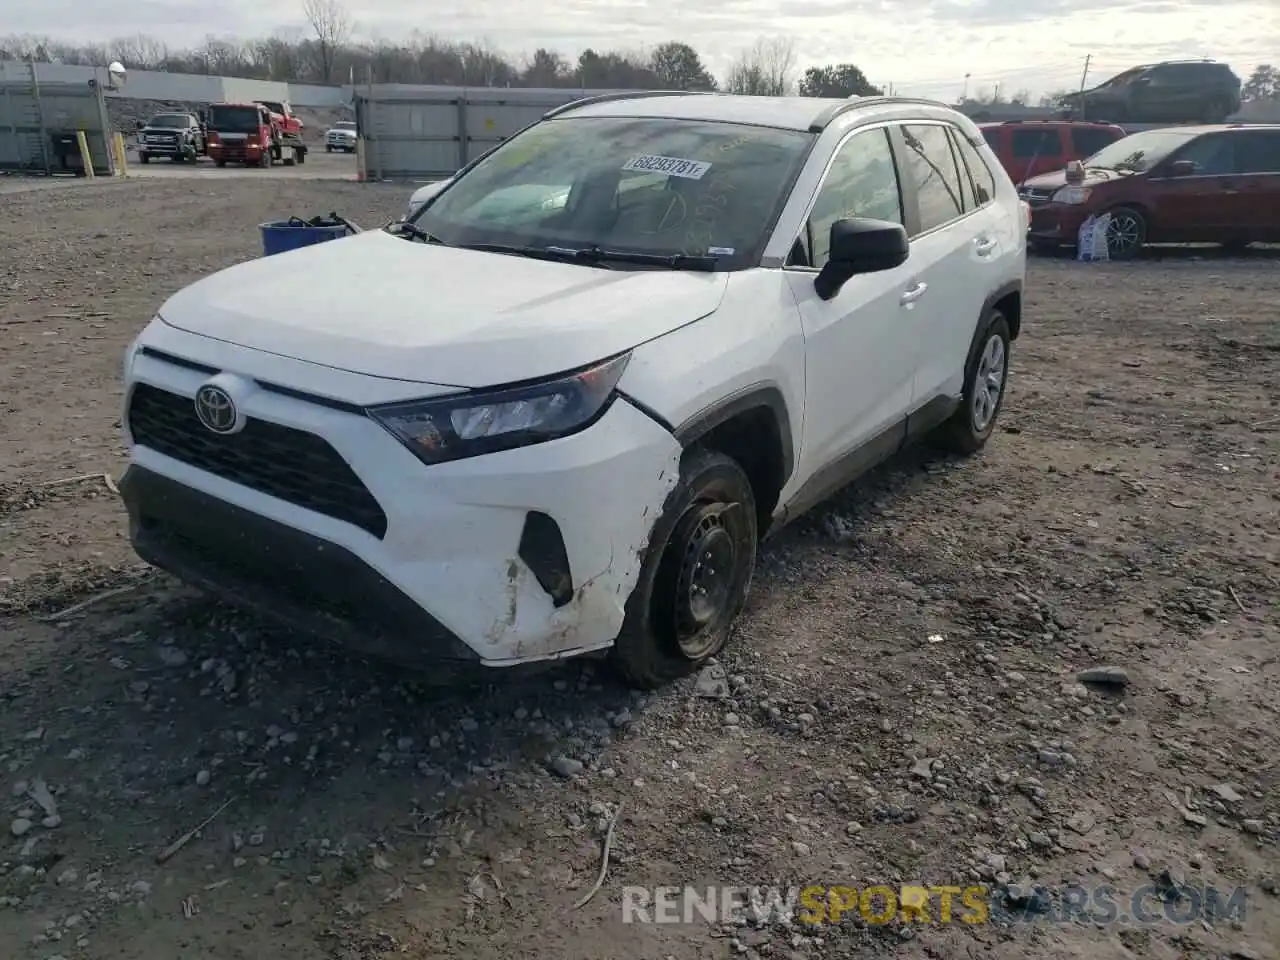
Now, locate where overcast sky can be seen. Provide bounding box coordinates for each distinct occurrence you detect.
[2,0,1275,97]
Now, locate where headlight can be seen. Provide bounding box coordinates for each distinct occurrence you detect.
[1051,186,1091,204]
[368,353,631,465]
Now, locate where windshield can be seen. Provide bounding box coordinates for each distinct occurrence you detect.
[1084,129,1199,172]
[410,116,813,270]
[207,106,260,132]
[147,115,187,128]
[259,101,284,114]
[1096,68,1146,90]
[333,122,355,130]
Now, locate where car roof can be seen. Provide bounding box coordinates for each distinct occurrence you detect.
[550,92,956,133]
[1128,123,1275,135]
[977,120,1123,128]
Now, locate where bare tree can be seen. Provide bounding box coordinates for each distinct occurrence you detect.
[109,34,168,69]
[724,37,796,96]
[302,0,352,83]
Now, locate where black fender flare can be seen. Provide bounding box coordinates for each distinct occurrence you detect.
[670,384,795,487]
[965,279,1022,371]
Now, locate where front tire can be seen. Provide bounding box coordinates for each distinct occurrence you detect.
[611,448,757,689]
[1202,97,1231,122]
[936,311,1011,455]
[1104,206,1147,260]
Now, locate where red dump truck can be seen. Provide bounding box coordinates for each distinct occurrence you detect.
[205,101,307,168]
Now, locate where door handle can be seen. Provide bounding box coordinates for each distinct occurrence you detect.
[975,237,997,256]
[900,282,928,305]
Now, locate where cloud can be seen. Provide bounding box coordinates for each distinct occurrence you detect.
[0,0,1272,96]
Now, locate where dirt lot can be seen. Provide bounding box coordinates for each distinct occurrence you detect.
[1,180,1277,960]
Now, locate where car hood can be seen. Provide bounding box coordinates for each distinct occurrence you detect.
[1021,166,1130,190]
[158,230,729,388]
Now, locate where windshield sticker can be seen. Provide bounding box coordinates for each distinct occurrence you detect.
[708,246,735,256]
[622,154,711,179]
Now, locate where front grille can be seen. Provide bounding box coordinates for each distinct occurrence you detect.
[1030,209,1062,232]
[127,383,387,538]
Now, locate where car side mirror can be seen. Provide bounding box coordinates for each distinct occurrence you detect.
[1169,160,1196,177]
[814,218,909,301]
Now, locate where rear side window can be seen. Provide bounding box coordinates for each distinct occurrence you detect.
[1011,128,1061,159]
[900,124,966,234]
[1071,127,1120,157]
[982,128,1000,150]
[1237,132,1280,174]
[950,130,996,208]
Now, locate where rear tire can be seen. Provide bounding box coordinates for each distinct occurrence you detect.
[611,448,757,690]
[935,311,1012,455]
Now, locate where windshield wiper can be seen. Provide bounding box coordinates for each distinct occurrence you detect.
[386,221,444,244]
[544,245,719,271]
[454,241,611,267]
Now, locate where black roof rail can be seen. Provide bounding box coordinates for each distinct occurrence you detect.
[544,89,711,119]
[808,96,950,132]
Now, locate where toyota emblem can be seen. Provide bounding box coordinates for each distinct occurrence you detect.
[194,384,238,434]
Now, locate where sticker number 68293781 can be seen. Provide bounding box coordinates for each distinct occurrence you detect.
[621,154,712,179]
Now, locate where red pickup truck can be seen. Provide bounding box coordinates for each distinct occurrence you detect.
[256,100,305,144]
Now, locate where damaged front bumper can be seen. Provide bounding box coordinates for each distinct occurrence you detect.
[121,336,682,668]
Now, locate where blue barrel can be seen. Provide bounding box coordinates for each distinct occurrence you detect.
[259,217,351,257]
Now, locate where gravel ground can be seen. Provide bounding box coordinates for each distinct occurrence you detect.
[1,180,1277,960]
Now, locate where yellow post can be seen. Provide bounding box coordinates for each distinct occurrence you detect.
[113,132,128,176]
[75,130,95,179]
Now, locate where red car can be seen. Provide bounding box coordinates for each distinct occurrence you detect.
[1020,123,1280,258]
[979,120,1126,185]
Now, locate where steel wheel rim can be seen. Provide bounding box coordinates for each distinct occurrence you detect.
[1107,213,1142,255]
[971,334,1006,433]
[671,504,739,660]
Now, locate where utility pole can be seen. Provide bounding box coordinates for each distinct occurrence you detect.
[1077,54,1092,119]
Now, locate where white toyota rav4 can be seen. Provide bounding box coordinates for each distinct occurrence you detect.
[121,92,1026,688]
